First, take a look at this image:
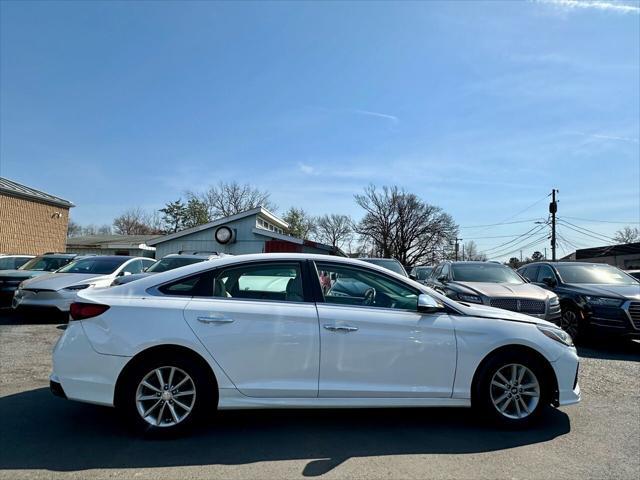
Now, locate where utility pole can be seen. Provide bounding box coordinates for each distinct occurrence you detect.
[452,237,462,261]
[544,247,547,259]
[550,189,558,261]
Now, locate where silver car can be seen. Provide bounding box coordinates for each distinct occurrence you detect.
[426,261,561,322]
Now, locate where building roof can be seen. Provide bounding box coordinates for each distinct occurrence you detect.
[0,177,75,208]
[66,234,158,248]
[574,242,640,260]
[147,206,287,246]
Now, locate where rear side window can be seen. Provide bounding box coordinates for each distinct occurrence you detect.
[213,263,304,302]
[536,265,556,283]
[520,265,539,282]
[158,271,214,297]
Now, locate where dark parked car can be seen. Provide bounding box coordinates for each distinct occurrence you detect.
[0,253,78,307]
[409,266,433,284]
[360,258,409,277]
[518,262,640,341]
[426,261,561,322]
[0,255,34,271]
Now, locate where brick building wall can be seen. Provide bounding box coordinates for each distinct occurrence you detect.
[0,194,70,255]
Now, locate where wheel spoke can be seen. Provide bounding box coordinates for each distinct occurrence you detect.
[521,382,538,390]
[173,376,190,390]
[167,367,175,389]
[141,380,161,393]
[499,396,513,412]
[514,397,522,417]
[167,403,180,423]
[517,366,526,383]
[157,401,167,425]
[143,399,162,417]
[155,369,165,388]
[496,371,509,385]
[491,380,508,389]
[173,398,192,412]
[521,390,539,397]
[138,394,160,401]
[493,392,509,404]
[173,390,195,397]
[519,397,530,414]
[510,365,517,383]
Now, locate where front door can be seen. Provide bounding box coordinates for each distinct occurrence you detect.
[314,261,457,398]
[183,261,319,398]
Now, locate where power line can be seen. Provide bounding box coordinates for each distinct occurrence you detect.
[480,224,548,254]
[486,234,549,260]
[461,218,543,229]
[562,216,640,225]
[557,221,615,243]
[557,218,616,242]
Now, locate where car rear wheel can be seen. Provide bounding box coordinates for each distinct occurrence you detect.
[474,351,549,427]
[559,306,582,342]
[120,354,213,434]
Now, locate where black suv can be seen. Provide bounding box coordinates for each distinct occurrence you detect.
[518,262,640,341]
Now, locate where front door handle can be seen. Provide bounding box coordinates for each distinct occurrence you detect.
[198,315,234,324]
[323,324,358,332]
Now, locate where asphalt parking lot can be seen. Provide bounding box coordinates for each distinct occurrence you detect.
[0,309,638,480]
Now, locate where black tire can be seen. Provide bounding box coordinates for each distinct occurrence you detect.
[118,352,215,435]
[473,350,550,428]
[559,305,584,343]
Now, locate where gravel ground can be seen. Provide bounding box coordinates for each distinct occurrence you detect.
[0,308,638,480]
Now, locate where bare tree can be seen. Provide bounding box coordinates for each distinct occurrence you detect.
[67,220,82,237]
[188,181,276,219]
[316,214,353,249]
[355,185,458,266]
[613,226,640,244]
[283,207,316,239]
[113,208,162,235]
[463,241,487,261]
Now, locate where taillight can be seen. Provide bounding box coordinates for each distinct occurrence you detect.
[69,302,110,320]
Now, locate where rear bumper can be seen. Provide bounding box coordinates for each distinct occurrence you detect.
[13,289,75,312]
[49,375,67,399]
[51,320,130,407]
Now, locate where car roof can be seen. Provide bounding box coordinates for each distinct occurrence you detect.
[360,257,402,262]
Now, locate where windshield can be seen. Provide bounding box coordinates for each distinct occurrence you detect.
[20,256,73,272]
[147,257,206,273]
[57,257,128,275]
[451,263,523,284]
[555,264,639,285]
[362,259,407,276]
[414,267,433,280]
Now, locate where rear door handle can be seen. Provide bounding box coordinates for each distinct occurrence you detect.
[198,314,234,324]
[323,324,358,332]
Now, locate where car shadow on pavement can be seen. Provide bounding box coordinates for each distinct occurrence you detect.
[576,339,640,362]
[0,308,67,325]
[0,388,571,477]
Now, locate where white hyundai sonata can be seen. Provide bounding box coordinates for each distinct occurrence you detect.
[50,253,580,433]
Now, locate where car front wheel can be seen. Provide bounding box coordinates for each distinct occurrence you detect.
[474,352,549,427]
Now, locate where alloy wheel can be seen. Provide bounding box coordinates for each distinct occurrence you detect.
[135,366,197,427]
[560,310,579,339]
[490,363,540,420]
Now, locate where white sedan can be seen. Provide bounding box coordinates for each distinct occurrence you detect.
[13,256,155,313]
[50,253,580,433]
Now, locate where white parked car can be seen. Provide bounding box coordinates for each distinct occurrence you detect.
[50,253,580,433]
[13,255,155,313]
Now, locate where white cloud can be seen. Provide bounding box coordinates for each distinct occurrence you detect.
[537,0,640,14]
[571,131,640,144]
[348,109,400,124]
[298,162,317,175]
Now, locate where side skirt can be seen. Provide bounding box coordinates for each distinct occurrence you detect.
[217,389,471,410]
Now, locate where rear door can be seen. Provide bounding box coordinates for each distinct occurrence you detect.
[183,261,320,398]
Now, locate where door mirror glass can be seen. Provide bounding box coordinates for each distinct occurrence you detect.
[438,275,448,283]
[417,294,444,313]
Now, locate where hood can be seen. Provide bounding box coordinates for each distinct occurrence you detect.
[454,301,556,327]
[20,273,111,291]
[565,283,640,300]
[0,269,52,280]
[453,281,552,300]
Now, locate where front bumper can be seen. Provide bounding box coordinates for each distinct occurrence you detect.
[551,347,581,407]
[51,320,130,406]
[13,288,76,312]
[582,302,640,338]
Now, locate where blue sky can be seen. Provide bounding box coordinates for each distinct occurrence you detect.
[1,0,639,260]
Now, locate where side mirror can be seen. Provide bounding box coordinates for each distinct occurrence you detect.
[409,274,417,280]
[417,294,444,314]
[542,277,556,287]
[118,271,132,277]
[438,275,448,283]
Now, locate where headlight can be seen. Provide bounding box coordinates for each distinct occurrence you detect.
[457,293,482,304]
[585,296,623,307]
[549,295,560,305]
[63,284,93,291]
[538,325,574,346]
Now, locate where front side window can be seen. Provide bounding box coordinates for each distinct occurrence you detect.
[213,263,303,302]
[122,260,143,275]
[520,265,539,282]
[536,265,556,283]
[317,262,418,310]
